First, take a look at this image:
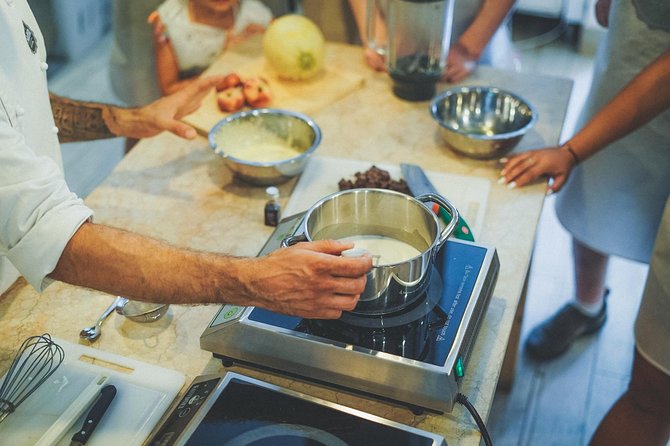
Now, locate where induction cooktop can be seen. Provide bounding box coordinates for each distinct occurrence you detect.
[200,213,499,413]
[147,372,447,446]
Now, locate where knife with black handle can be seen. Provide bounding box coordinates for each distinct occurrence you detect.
[70,384,117,446]
[400,163,475,241]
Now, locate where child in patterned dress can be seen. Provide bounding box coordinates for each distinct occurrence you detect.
[149,0,272,95]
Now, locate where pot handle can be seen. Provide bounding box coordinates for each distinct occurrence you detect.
[281,233,308,248]
[417,193,460,248]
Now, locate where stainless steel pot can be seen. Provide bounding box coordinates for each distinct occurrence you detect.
[282,188,459,315]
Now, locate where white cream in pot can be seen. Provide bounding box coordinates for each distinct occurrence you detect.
[339,235,421,266]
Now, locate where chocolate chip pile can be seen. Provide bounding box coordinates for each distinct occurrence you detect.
[338,165,411,195]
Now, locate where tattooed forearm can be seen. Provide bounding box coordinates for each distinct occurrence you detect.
[49,93,120,143]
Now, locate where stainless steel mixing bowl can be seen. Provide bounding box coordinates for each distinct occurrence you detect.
[208,108,321,186]
[430,86,537,160]
[115,298,169,323]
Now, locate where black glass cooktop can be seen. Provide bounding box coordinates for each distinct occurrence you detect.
[247,240,486,365]
[149,373,445,445]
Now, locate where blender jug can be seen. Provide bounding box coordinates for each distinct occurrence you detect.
[367,0,454,101]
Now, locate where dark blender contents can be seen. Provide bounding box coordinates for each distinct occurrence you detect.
[390,53,442,101]
[338,165,411,195]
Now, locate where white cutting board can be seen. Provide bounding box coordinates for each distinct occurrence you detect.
[285,156,490,238]
[0,338,184,446]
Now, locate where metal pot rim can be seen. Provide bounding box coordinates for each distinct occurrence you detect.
[302,188,443,253]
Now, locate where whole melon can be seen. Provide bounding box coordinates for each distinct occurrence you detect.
[263,15,325,80]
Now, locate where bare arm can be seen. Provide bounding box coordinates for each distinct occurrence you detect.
[348,0,387,71]
[445,0,516,82]
[50,75,222,143]
[567,49,670,160]
[49,222,371,319]
[500,49,670,192]
[148,12,195,95]
[456,0,515,60]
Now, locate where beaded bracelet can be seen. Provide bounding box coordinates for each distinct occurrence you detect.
[561,143,580,165]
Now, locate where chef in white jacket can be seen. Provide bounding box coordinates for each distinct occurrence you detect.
[0,0,371,319]
[0,0,92,294]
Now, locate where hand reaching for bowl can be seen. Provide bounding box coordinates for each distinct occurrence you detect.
[498,145,579,194]
[242,240,372,319]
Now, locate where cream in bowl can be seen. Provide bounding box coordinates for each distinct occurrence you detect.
[213,121,302,162]
[209,108,321,186]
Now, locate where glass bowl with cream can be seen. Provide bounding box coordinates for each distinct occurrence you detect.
[208,108,321,185]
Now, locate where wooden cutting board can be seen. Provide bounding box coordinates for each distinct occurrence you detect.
[183,45,366,136]
[284,156,491,239]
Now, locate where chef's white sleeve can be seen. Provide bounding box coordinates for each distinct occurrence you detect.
[0,118,94,292]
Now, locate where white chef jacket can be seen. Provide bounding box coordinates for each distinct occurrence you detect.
[0,0,93,295]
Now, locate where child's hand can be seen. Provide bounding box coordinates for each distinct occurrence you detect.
[148,11,169,44]
[227,24,266,47]
[148,10,160,26]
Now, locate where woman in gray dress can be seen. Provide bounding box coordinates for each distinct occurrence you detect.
[499,0,670,363]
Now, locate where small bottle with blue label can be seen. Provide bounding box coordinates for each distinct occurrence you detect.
[264,186,281,227]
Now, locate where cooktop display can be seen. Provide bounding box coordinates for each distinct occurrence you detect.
[148,372,446,446]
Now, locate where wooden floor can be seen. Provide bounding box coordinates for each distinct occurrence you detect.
[48,19,650,446]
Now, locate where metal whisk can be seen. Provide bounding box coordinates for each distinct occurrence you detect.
[0,333,65,423]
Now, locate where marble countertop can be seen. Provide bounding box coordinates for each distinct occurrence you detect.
[0,42,573,445]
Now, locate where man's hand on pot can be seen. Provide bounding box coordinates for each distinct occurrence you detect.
[498,146,578,194]
[242,240,372,319]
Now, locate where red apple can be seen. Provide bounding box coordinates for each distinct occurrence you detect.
[243,76,272,108]
[215,73,243,92]
[216,86,245,112]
